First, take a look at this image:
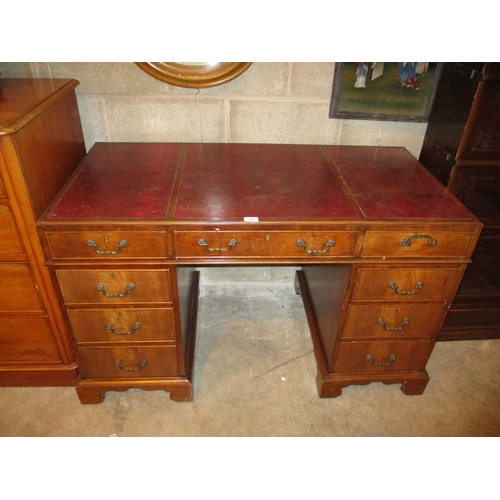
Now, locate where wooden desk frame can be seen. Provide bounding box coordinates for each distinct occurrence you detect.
[37,143,482,404]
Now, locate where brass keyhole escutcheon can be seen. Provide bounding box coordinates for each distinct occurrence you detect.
[111,273,116,279]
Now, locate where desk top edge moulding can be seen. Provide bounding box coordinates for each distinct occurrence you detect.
[36,141,482,403]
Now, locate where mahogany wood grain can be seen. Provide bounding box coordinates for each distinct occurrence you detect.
[0,263,44,310]
[0,205,25,255]
[45,230,168,260]
[174,230,358,259]
[0,316,60,362]
[342,303,447,339]
[351,267,463,302]
[78,345,179,379]
[334,340,433,373]
[56,269,172,305]
[362,230,476,258]
[67,308,177,343]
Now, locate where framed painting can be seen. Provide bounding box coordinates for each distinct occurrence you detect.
[329,62,443,122]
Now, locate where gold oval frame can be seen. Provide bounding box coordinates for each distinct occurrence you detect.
[135,62,252,89]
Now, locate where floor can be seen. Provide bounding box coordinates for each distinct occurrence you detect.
[1,267,499,437]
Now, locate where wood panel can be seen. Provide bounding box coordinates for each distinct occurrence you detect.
[56,269,172,305]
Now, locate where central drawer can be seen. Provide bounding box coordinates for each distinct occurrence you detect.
[174,230,358,258]
[56,269,172,305]
[78,346,179,379]
[67,308,176,343]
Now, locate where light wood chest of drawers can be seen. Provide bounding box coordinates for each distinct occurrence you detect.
[0,78,86,386]
[37,143,482,403]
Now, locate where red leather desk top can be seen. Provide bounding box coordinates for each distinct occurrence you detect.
[46,142,473,222]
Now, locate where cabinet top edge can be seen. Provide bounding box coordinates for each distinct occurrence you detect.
[0,78,80,135]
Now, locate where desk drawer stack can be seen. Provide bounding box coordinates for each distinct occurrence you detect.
[309,228,477,396]
[42,229,196,404]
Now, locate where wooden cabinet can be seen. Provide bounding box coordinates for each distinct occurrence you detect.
[0,78,86,385]
[38,143,481,402]
[419,62,500,340]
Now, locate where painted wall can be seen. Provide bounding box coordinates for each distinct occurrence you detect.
[0,62,427,157]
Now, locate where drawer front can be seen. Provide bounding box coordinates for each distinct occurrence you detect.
[174,231,267,258]
[0,263,43,311]
[362,230,475,258]
[352,267,462,302]
[78,346,179,379]
[174,230,357,258]
[0,315,60,362]
[45,231,167,259]
[267,231,358,257]
[334,340,432,373]
[0,205,24,255]
[343,304,447,339]
[68,308,176,343]
[56,269,172,305]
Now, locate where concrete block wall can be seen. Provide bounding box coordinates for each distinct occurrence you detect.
[0,62,427,157]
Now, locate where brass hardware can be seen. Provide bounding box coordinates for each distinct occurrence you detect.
[87,239,128,255]
[388,281,424,295]
[114,359,147,372]
[198,238,238,252]
[96,283,135,298]
[377,318,410,331]
[399,234,437,247]
[105,322,142,335]
[296,239,336,255]
[366,354,397,366]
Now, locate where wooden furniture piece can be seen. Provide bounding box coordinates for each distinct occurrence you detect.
[419,62,500,341]
[37,143,481,403]
[0,78,86,385]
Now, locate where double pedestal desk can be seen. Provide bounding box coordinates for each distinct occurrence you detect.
[36,143,482,404]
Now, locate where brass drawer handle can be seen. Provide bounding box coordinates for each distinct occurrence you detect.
[105,322,142,336]
[296,238,336,255]
[87,239,128,255]
[388,281,424,295]
[377,318,410,331]
[198,238,238,252]
[114,359,147,372]
[96,283,135,298]
[399,234,437,247]
[366,354,397,366]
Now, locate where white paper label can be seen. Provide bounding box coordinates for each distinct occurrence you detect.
[243,217,259,222]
